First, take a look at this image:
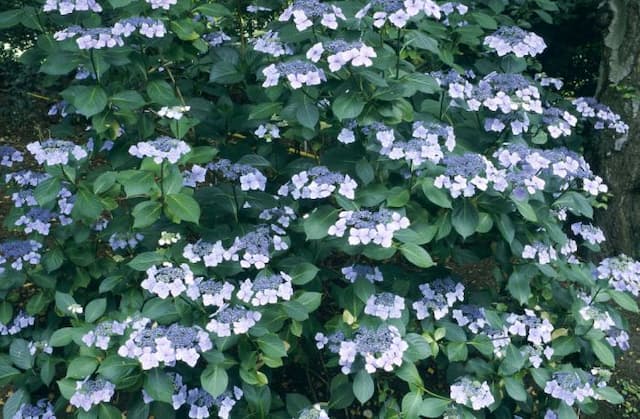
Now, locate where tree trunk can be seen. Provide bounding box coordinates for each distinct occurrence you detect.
[592,0,640,258]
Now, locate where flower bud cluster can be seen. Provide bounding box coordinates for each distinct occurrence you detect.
[0,311,35,336]
[279,0,346,31]
[364,292,405,320]
[69,378,116,412]
[297,405,330,419]
[54,18,166,50]
[377,121,456,167]
[278,166,358,200]
[571,222,606,245]
[252,31,293,57]
[186,278,235,307]
[450,377,495,410]
[341,264,383,283]
[43,0,102,15]
[118,320,212,369]
[332,325,408,373]
[434,153,506,198]
[328,209,410,247]
[413,277,464,320]
[82,320,127,349]
[203,31,231,47]
[542,107,578,138]
[108,232,144,251]
[129,137,191,164]
[141,263,195,299]
[573,97,629,134]
[0,145,23,167]
[15,399,56,419]
[596,254,640,296]
[544,371,595,406]
[483,26,546,57]
[207,159,267,191]
[206,305,262,337]
[259,206,296,229]
[0,240,42,273]
[306,41,376,71]
[158,105,190,120]
[262,61,327,89]
[237,272,294,306]
[356,0,441,28]
[522,242,558,265]
[26,139,88,166]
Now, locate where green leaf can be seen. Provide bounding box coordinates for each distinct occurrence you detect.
[98,404,122,419]
[446,341,468,362]
[356,159,375,185]
[146,80,178,105]
[111,90,146,110]
[117,170,155,197]
[144,369,174,404]
[0,362,20,387]
[499,345,526,375]
[62,85,108,117]
[400,243,435,268]
[258,334,287,358]
[452,200,479,239]
[404,333,432,361]
[201,365,228,398]
[67,356,99,379]
[395,362,423,387]
[0,9,24,29]
[34,177,61,205]
[330,375,355,409]
[595,386,624,404]
[406,30,439,53]
[50,327,75,347]
[98,356,139,386]
[210,61,243,84]
[296,95,319,129]
[195,3,233,16]
[3,388,27,419]
[353,370,374,404]
[504,376,527,402]
[402,391,423,419]
[127,252,164,271]
[132,201,162,229]
[249,102,282,120]
[590,339,615,367]
[93,172,117,194]
[422,178,452,208]
[512,197,538,222]
[332,95,366,120]
[55,292,78,316]
[471,12,498,29]
[608,290,639,312]
[295,292,322,312]
[403,73,439,93]
[10,339,33,370]
[85,298,107,323]
[165,193,201,224]
[72,187,104,219]
[289,263,319,285]
[303,206,339,240]
[420,398,450,418]
[507,270,531,304]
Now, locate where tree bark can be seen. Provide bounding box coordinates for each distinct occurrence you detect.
[592,0,640,258]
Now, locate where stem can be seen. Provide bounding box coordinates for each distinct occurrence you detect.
[231,185,240,222]
[395,29,402,79]
[160,161,165,202]
[89,50,101,85]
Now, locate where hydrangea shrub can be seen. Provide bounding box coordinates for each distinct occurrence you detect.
[0,0,638,418]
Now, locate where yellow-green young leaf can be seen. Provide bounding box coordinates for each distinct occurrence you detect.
[165,193,201,224]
